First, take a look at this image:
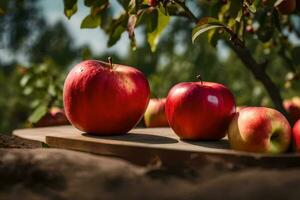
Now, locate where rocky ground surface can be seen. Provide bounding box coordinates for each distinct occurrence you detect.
[0,135,300,200]
[0,134,41,148]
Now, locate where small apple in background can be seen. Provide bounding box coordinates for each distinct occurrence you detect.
[165,79,236,140]
[63,58,150,135]
[34,107,69,127]
[284,97,300,124]
[276,0,296,15]
[246,25,254,34]
[148,0,159,7]
[292,119,300,152]
[144,98,169,127]
[228,107,291,154]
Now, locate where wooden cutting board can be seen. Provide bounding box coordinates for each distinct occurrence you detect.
[13,126,300,168]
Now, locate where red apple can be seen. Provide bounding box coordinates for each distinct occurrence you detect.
[63,59,150,135]
[144,98,169,127]
[165,81,236,140]
[148,0,159,7]
[284,97,300,124]
[292,119,300,152]
[276,0,296,15]
[228,107,291,154]
[34,107,69,127]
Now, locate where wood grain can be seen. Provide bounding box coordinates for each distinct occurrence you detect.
[13,126,300,168]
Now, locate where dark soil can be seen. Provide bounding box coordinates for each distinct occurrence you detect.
[0,134,41,148]
[0,135,300,200]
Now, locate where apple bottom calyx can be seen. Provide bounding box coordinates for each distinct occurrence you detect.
[269,127,284,153]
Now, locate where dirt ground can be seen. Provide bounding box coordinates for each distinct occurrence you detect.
[0,135,300,200]
[0,134,41,148]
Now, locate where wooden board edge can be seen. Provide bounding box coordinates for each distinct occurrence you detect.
[45,135,300,168]
[13,128,47,143]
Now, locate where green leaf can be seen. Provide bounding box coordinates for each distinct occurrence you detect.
[146,9,158,33]
[192,17,227,43]
[272,9,281,32]
[30,99,41,109]
[249,4,257,13]
[128,0,137,14]
[106,13,128,47]
[82,47,92,60]
[210,1,223,18]
[23,86,33,96]
[84,0,107,7]
[108,26,126,47]
[91,3,109,16]
[48,84,56,96]
[244,1,257,13]
[229,0,243,19]
[81,14,101,28]
[192,24,224,43]
[237,19,245,39]
[131,0,148,14]
[147,11,170,52]
[35,79,46,88]
[29,104,48,124]
[208,30,220,48]
[63,0,78,19]
[274,0,285,7]
[20,74,31,87]
[236,9,243,22]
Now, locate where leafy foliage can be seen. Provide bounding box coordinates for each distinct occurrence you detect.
[62,0,300,72]
[63,0,78,19]
[62,0,300,113]
[63,0,172,50]
[0,0,85,133]
[19,61,65,124]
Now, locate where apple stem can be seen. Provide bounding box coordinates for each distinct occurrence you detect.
[196,75,203,85]
[108,57,113,69]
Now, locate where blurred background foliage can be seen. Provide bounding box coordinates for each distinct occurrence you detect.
[0,0,300,133]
